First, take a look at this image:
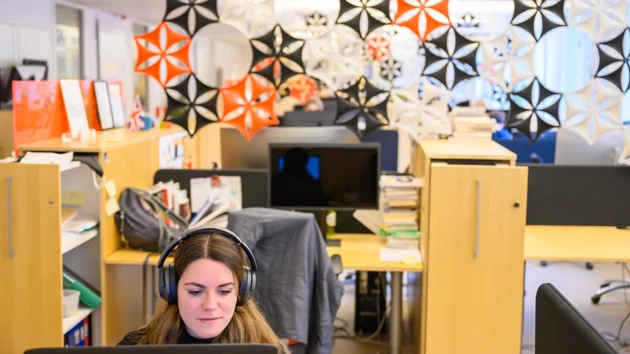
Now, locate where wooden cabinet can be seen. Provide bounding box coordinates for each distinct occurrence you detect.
[0,127,188,352]
[0,163,97,354]
[413,140,528,354]
[0,165,62,354]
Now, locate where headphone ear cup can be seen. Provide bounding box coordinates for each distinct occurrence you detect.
[158,267,167,302]
[250,271,256,293]
[166,264,178,305]
[237,266,252,307]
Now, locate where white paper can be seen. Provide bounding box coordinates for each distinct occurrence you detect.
[190,178,212,213]
[159,132,187,169]
[62,215,99,233]
[108,83,126,128]
[94,81,114,130]
[190,176,242,213]
[60,80,90,134]
[353,209,383,234]
[379,248,422,263]
[20,151,74,165]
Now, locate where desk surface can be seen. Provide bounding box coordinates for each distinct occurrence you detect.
[419,139,516,162]
[105,233,424,273]
[524,225,630,263]
[18,127,185,153]
[106,226,629,270]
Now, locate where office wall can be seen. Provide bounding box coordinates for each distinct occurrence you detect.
[0,0,54,68]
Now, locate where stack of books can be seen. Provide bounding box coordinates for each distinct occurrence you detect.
[449,107,496,140]
[378,175,423,249]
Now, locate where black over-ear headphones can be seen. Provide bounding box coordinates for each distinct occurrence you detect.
[156,227,257,307]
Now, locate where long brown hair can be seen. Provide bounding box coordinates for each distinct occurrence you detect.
[137,233,289,353]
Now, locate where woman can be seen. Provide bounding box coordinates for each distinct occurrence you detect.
[303,97,324,112]
[118,232,289,353]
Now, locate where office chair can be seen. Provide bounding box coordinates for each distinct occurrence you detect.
[591,263,630,304]
[591,281,630,304]
[540,260,594,270]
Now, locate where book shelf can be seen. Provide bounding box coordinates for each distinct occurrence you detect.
[0,162,101,354]
[0,126,197,353]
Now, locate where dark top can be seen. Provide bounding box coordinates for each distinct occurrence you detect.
[117,328,215,345]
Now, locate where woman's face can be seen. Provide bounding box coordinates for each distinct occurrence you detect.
[178,259,238,339]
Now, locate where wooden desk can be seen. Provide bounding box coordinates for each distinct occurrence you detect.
[17,127,184,154]
[105,233,422,354]
[106,233,423,271]
[524,225,630,262]
[326,234,423,272]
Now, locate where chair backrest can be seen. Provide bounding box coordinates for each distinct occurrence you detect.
[535,283,617,354]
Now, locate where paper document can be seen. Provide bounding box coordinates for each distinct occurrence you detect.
[0,157,18,163]
[190,176,242,213]
[20,151,74,165]
[353,209,383,234]
[379,248,422,263]
[62,215,99,233]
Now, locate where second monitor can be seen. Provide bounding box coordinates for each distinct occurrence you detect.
[268,143,380,210]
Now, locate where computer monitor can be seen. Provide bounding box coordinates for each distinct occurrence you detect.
[535,283,617,354]
[268,143,380,210]
[25,344,277,354]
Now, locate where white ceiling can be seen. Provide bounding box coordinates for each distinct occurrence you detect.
[66,0,166,23]
[65,0,518,25]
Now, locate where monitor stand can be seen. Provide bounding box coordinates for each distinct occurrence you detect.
[313,209,341,247]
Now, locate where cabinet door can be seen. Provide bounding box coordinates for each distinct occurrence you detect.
[0,164,62,353]
[425,164,527,354]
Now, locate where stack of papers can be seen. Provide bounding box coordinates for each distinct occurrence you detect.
[61,214,99,254]
[20,151,73,165]
[379,248,422,263]
[62,215,99,233]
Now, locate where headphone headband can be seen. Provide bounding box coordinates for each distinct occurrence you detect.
[156,227,258,272]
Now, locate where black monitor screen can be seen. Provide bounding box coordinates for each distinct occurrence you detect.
[269,144,380,209]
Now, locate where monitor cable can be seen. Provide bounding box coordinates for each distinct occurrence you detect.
[601,262,630,349]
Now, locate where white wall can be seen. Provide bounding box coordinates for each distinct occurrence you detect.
[0,1,253,117]
[0,0,54,68]
[96,11,134,112]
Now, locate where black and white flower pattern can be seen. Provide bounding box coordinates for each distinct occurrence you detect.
[303,24,365,91]
[307,12,329,27]
[511,0,566,41]
[562,78,623,145]
[423,26,479,89]
[218,0,276,38]
[480,26,536,93]
[596,28,630,92]
[507,78,562,142]
[389,77,452,141]
[380,57,403,82]
[163,0,219,36]
[334,76,390,139]
[165,74,219,136]
[250,25,305,88]
[566,0,626,42]
[336,0,391,39]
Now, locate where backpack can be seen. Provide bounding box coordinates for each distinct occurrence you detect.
[114,188,188,253]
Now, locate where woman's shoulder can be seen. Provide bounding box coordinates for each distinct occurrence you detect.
[117,328,146,345]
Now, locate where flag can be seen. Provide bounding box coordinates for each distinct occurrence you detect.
[129,94,145,132]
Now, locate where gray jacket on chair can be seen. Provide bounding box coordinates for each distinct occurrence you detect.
[227,208,344,354]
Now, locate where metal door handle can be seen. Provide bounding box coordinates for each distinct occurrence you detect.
[475,179,481,260]
[6,176,13,258]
